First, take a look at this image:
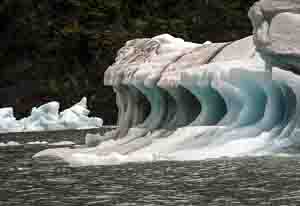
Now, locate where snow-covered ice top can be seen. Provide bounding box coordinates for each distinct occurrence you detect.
[0,97,103,133]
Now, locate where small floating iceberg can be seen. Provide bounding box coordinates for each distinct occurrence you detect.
[0,108,24,133]
[59,97,103,130]
[0,97,103,133]
[21,101,62,131]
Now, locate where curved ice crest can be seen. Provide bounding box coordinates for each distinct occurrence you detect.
[32,26,300,166]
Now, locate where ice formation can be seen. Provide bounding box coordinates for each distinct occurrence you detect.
[34,0,300,166]
[0,141,21,147]
[0,108,24,133]
[0,97,103,133]
[0,141,76,147]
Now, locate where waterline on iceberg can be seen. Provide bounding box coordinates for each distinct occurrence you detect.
[33,33,300,166]
[33,0,300,165]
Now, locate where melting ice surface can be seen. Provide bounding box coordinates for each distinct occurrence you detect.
[0,97,103,133]
[34,34,300,166]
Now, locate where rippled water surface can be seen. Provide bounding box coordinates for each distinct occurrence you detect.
[2,143,300,205]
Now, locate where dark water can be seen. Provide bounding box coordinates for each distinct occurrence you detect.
[1,143,300,206]
[0,127,116,144]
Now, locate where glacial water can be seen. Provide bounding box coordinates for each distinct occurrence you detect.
[2,138,300,206]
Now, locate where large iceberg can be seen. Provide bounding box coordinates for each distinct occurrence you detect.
[0,97,103,133]
[34,0,300,166]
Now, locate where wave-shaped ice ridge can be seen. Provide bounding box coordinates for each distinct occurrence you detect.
[34,34,300,166]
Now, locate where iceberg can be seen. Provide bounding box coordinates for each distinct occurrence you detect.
[21,101,62,131]
[59,97,103,130]
[0,97,103,133]
[34,0,300,166]
[0,107,24,133]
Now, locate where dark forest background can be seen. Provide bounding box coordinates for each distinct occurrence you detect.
[0,0,257,125]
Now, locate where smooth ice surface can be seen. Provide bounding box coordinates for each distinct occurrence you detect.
[48,141,76,146]
[27,141,48,145]
[0,97,103,133]
[0,141,21,147]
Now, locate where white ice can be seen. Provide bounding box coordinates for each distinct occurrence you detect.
[27,141,48,145]
[34,33,300,166]
[0,97,103,133]
[0,141,21,147]
[0,108,24,133]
